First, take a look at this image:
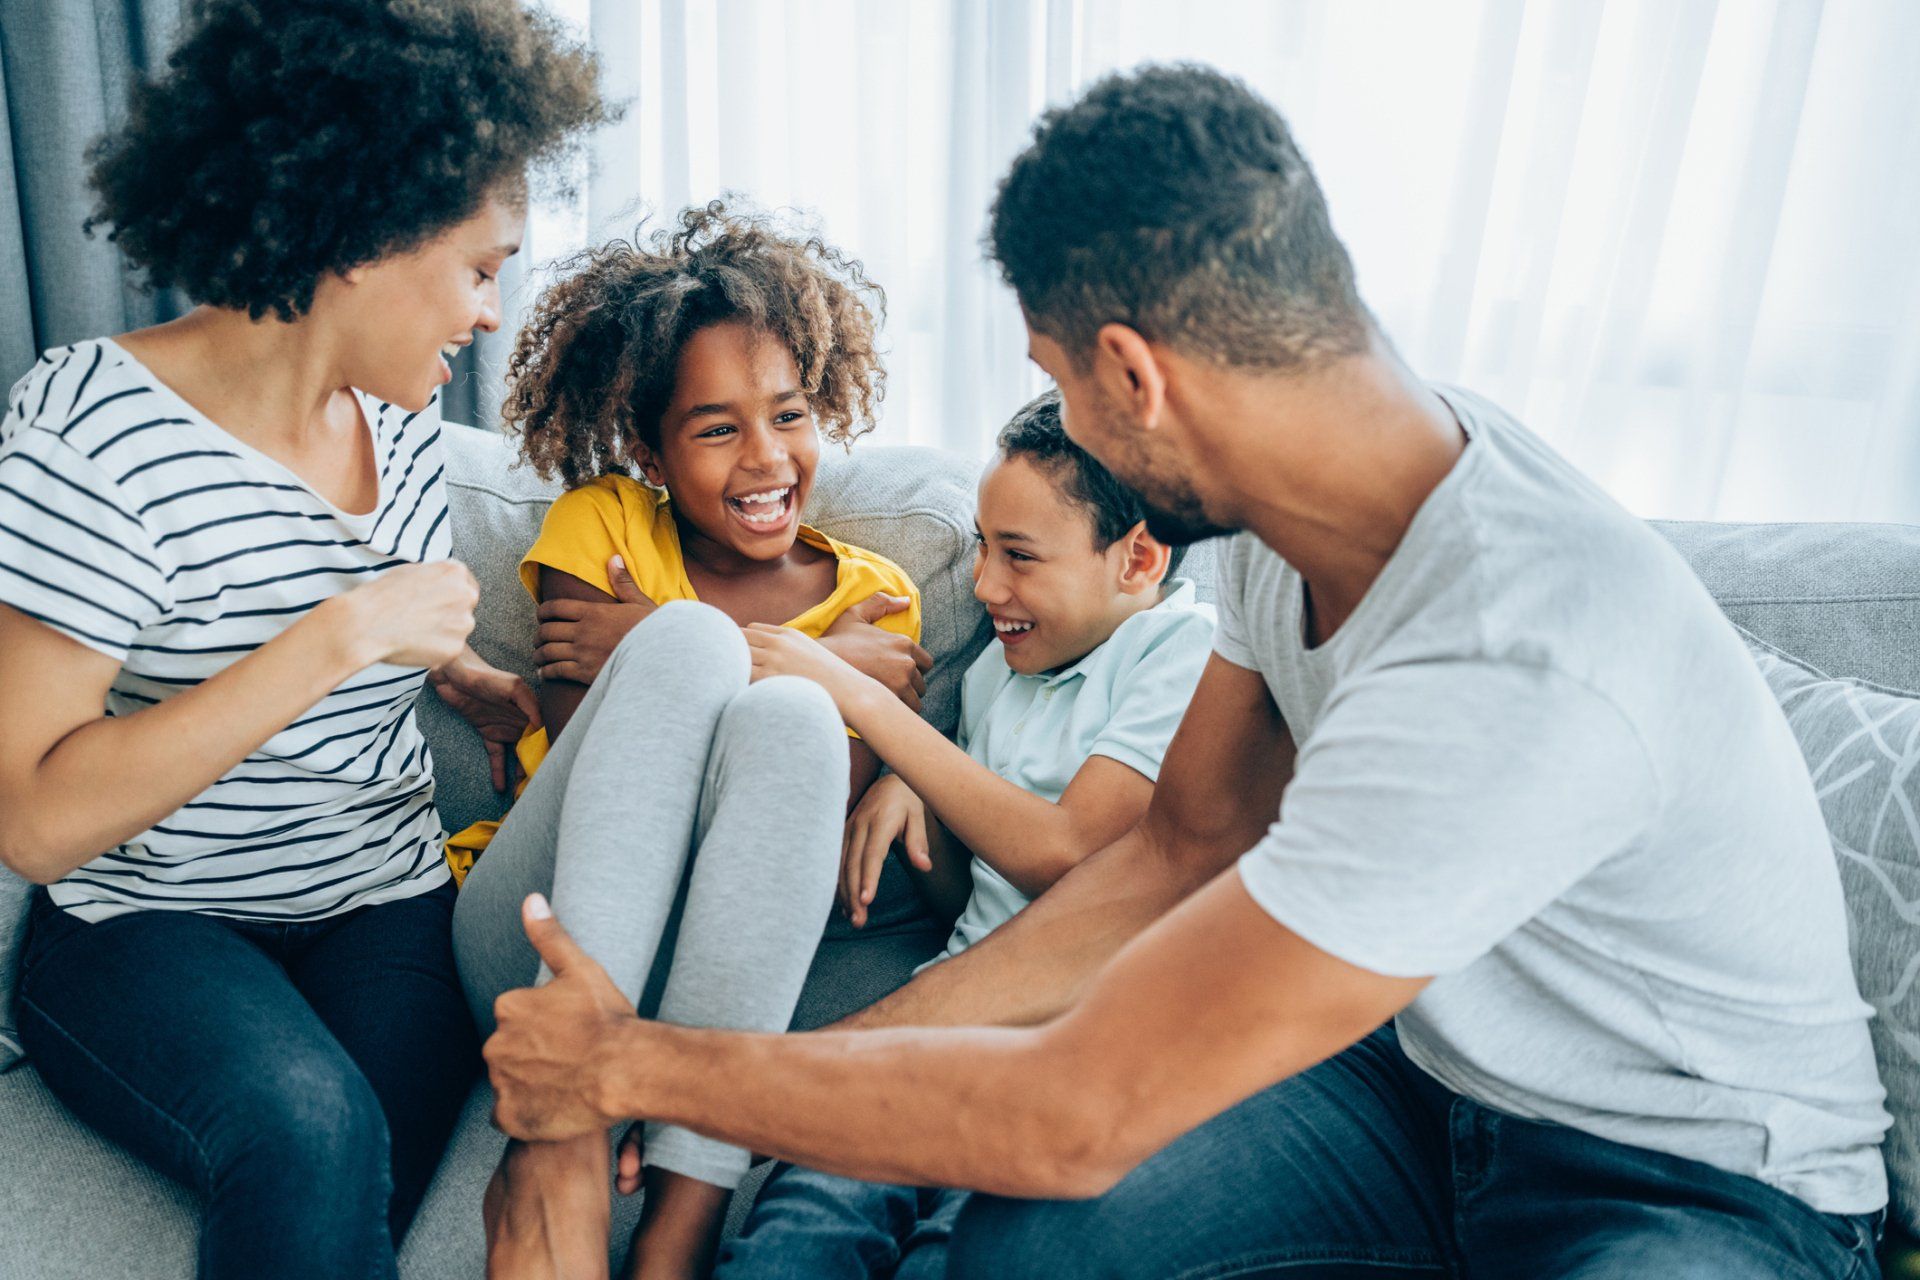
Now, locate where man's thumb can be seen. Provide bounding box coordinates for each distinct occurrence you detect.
[606,555,647,605]
[849,591,911,624]
[522,894,589,974]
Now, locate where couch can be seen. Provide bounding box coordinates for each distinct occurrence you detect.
[2,422,1918,1277]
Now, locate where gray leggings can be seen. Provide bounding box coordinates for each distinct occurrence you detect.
[451,601,848,1187]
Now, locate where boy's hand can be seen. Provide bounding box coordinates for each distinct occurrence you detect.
[840,774,930,927]
[745,623,873,718]
[818,593,932,712]
[534,556,656,684]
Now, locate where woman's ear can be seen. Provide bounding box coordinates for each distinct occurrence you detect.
[1113,520,1171,596]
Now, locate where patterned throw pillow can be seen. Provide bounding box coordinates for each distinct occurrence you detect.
[1747,634,1920,1233]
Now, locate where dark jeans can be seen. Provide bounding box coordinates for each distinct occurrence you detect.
[16,881,479,1280]
[714,1162,968,1279]
[949,1027,1883,1280]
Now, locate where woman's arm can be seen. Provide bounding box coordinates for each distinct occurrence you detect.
[0,560,478,883]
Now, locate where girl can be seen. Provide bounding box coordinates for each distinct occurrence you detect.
[0,3,605,1278]
[449,203,926,1280]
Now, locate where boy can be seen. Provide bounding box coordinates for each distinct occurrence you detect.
[716,388,1216,1278]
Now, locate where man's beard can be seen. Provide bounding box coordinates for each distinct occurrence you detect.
[1141,483,1234,546]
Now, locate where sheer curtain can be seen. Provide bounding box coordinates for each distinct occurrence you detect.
[527,0,1920,523]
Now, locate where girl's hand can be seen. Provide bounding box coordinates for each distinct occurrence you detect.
[331,560,479,670]
[614,1122,645,1196]
[428,647,543,792]
[839,774,930,927]
[534,556,656,684]
[817,593,932,712]
[745,623,872,718]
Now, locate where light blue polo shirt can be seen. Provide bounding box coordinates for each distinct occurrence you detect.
[935,579,1216,962]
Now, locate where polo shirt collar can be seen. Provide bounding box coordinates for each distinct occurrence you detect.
[1031,577,1200,688]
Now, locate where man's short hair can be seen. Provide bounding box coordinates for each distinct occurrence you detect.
[988,63,1371,371]
[997,389,1186,578]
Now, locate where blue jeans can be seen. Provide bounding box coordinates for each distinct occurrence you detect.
[15,881,478,1280]
[948,1028,1882,1280]
[715,1162,969,1280]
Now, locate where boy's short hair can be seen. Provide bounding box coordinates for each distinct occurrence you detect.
[997,389,1186,578]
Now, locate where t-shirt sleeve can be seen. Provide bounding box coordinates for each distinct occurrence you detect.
[1088,613,1215,782]
[0,426,170,662]
[1211,535,1260,670]
[1236,659,1658,978]
[519,482,629,602]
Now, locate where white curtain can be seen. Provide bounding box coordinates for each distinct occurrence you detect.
[524,0,1920,523]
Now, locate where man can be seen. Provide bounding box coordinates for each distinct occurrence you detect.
[485,65,1889,1277]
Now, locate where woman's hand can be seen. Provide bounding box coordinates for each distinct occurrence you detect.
[534,556,656,685]
[817,593,932,712]
[745,623,875,719]
[839,773,930,927]
[330,559,480,670]
[428,647,543,792]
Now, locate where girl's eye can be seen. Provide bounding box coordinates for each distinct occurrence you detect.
[696,424,737,439]
[774,410,809,427]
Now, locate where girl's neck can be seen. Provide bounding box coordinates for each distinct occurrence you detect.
[675,514,818,580]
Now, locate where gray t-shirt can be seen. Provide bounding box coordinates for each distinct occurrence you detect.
[1224,385,1890,1214]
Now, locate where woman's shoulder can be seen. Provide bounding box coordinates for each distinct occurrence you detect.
[5,338,144,443]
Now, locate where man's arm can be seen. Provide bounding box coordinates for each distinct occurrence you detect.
[836,654,1294,1029]
[494,865,1425,1197]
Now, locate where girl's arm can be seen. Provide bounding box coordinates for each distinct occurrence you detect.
[748,627,1152,898]
[0,561,478,883]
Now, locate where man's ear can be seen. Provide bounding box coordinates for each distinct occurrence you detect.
[1094,324,1168,429]
[1113,520,1171,597]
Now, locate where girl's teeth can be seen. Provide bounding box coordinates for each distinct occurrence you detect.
[730,487,792,526]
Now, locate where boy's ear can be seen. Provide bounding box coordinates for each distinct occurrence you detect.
[1112,520,1170,596]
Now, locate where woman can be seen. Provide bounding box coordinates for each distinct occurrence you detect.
[0,2,606,1276]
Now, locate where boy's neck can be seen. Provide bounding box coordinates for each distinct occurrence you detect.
[1039,580,1172,675]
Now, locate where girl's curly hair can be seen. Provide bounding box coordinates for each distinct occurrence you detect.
[505,200,887,488]
[86,0,611,321]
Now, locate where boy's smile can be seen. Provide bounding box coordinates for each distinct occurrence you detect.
[973,452,1168,676]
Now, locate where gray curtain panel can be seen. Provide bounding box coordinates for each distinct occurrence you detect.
[0,0,188,389]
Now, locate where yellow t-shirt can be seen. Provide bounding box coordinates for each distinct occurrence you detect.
[444,475,921,884]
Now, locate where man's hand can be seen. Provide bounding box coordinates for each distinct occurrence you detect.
[486,893,640,1143]
[533,555,656,685]
[841,774,930,927]
[817,593,931,712]
[426,645,542,792]
[745,623,878,720]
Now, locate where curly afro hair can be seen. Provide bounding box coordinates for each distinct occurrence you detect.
[506,199,887,489]
[988,63,1370,371]
[86,0,611,321]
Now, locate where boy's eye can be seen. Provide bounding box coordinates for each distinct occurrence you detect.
[1006,550,1035,564]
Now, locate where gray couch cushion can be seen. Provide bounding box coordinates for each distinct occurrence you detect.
[1656,521,1920,691]
[1746,634,1920,1234]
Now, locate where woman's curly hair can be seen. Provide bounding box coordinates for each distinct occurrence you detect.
[506,200,887,488]
[86,0,611,321]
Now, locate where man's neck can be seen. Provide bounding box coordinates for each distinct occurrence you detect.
[1200,347,1465,643]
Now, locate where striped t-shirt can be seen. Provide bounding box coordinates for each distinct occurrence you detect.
[0,338,451,922]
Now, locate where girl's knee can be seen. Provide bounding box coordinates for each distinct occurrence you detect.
[723,675,843,746]
[613,600,746,671]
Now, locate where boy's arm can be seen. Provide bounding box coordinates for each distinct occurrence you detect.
[831,654,1294,1030]
[906,809,975,921]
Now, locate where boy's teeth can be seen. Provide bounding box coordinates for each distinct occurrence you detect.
[994,618,1034,634]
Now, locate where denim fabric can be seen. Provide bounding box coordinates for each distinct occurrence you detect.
[715,1161,967,1280]
[15,882,477,1280]
[948,1028,1882,1280]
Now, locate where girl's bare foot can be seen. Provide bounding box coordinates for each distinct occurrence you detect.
[617,1166,731,1280]
[484,1132,613,1280]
